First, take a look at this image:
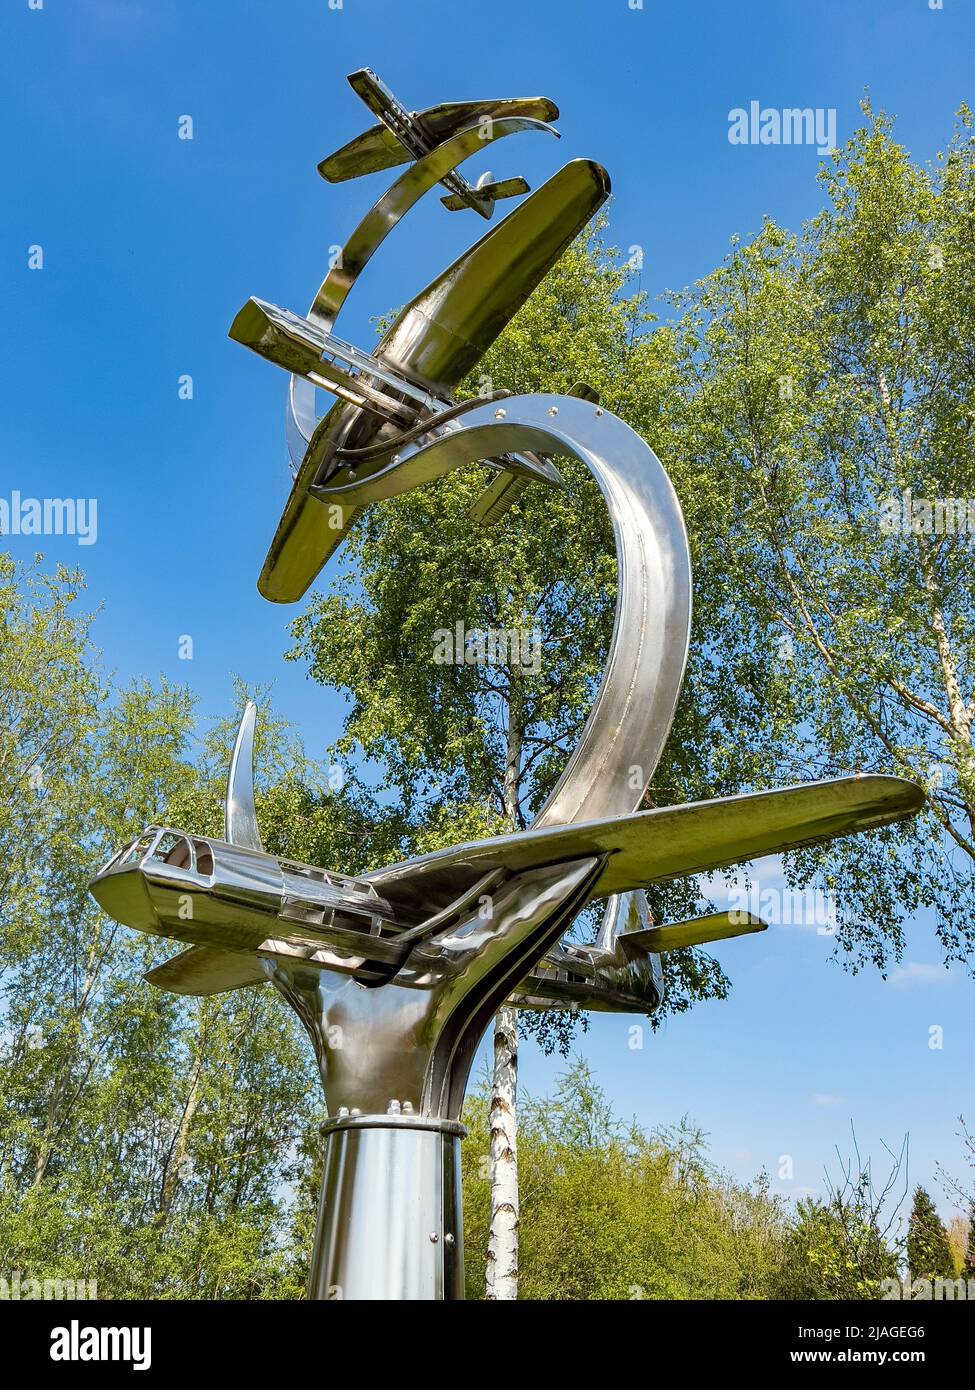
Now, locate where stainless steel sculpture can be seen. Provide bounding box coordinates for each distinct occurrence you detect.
[91,69,924,1300]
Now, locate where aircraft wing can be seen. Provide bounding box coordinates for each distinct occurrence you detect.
[319,97,559,181]
[374,158,608,393]
[364,775,924,917]
[142,779,920,998]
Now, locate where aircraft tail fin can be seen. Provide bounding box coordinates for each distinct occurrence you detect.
[224,701,264,852]
[567,381,600,404]
[595,891,651,954]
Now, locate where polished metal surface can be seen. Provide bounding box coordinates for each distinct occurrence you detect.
[231,159,609,602]
[93,66,925,1298]
[376,162,609,394]
[308,1118,464,1300]
[319,68,557,217]
[224,700,264,852]
[289,112,558,468]
[365,771,924,913]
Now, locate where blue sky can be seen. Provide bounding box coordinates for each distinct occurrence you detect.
[2,0,973,1223]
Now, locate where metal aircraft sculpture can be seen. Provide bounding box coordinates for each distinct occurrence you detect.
[90,702,774,1015]
[319,68,554,217]
[91,67,924,1300]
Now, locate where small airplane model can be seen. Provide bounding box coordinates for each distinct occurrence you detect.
[319,68,558,218]
[89,702,923,1016]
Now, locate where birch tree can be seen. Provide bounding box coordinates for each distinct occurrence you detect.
[673,104,975,969]
[0,562,363,1295]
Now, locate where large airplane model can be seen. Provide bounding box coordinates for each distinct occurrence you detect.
[91,701,920,1016]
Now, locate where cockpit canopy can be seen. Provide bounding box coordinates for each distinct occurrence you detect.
[100,827,373,900]
[102,827,214,877]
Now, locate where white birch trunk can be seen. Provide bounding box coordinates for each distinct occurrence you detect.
[485,1003,519,1299]
[486,661,523,1298]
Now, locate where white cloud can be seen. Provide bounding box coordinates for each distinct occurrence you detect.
[888,962,951,989]
[698,856,836,932]
[811,1092,843,1107]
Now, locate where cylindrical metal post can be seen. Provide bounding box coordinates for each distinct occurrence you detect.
[307,1114,466,1301]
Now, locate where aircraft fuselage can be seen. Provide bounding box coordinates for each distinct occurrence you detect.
[89,825,663,1011]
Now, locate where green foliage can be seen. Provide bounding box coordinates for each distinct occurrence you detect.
[0,554,944,1301]
[462,1061,897,1300]
[0,558,327,1297]
[3,100,973,1299]
[775,1190,899,1300]
[907,1186,956,1282]
[963,1202,975,1279]
[671,103,975,970]
[291,107,975,1003]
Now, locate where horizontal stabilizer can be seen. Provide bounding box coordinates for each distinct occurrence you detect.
[365,775,924,918]
[469,469,531,525]
[617,910,766,959]
[145,946,269,997]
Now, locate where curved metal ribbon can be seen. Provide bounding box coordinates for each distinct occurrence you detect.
[314,392,693,823]
[287,115,558,468]
[273,393,692,1120]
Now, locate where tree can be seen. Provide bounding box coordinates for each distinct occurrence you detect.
[931,1117,975,1279]
[462,1061,789,1299]
[774,1137,905,1300]
[777,1197,898,1300]
[946,1213,970,1276]
[0,556,102,948]
[9,100,971,1304]
[672,104,975,971]
[907,1186,956,1283]
[0,557,374,1297]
